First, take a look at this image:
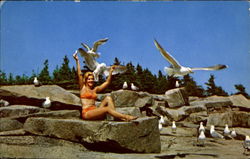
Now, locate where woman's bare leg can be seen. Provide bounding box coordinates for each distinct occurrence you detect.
[99,96,115,110]
[84,107,137,121]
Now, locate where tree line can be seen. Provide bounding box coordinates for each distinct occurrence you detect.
[0,56,249,98]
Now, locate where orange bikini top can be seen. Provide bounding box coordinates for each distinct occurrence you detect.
[80,91,97,100]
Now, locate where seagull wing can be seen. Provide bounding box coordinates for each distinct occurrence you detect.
[93,38,109,52]
[81,43,91,51]
[103,65,127,77]
[154,40,181,69]
[78,48,88,57]
[212,131,224,139]
[191,64,228,71]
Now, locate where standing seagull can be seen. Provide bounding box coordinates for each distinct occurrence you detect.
[77,48,127,81]
[243,135,250,154]
[231,129,237,138]
[223,124,230,136]
[198,122,205,133]
[81,38,108,58]
[42,97,51,108]
[123,81,128,90]
[158,115,165,131]
[154,40,228,77]
[210,125,224,139]
[131,83,139,91]
[33,77,42,87]
[197,130,206,146]
[175,80,180,88]
[171,121,177,133]
[0,99,9,107]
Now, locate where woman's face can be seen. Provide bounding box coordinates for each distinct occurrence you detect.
[86,75,95,88]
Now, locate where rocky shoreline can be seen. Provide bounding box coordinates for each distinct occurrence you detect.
[0,85,250,158]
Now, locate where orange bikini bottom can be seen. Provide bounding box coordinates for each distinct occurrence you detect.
[82,106,97,119]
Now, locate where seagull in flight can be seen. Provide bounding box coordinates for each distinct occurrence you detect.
[154,39,228,77]
[81,38,108,58]
[77,42,126,81]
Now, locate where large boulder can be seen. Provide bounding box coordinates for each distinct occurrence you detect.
[159,105,207,122]
[0,136,88,158]
[0,118,23,132]
[24,117,161,153]
[190,96,232,113]
[184,111,208,124]
[12,110,81,122]
[207,111,250,127]
[232,111,250,127]
[164,88,189,108]
[0,105,48,118]
[207,112,233,127]
[111,90,139,107]
[229,94,250,110]
[111,90,153,108]
[0,85,82,110]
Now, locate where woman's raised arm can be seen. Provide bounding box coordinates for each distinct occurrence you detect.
[73,50,84,89]
[95,66,115,93]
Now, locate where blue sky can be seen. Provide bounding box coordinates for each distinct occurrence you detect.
[1,1,249,94]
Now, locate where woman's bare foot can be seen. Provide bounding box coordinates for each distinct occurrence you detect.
[123,115,138,121]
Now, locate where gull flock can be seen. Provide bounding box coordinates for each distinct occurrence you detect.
[77,38,127,81]
[158,115,249,154]
[75,38,228,93]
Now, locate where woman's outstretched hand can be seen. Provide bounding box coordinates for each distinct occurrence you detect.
[73,50,79,61]
[109,65,116,75]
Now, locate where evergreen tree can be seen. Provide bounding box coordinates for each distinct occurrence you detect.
[113,57,121,65]
[15,75,22,84]
[182,74,205,97]
[58,55,72,82]
[8,73,14,84]
[234,84,249,98]
[156,70,168,94]
[141,68,156,93]
[205,74,228,96]
[38,59,51,84]
[0,70,8,85]
[53,65,60,83]
[135,64,144,91]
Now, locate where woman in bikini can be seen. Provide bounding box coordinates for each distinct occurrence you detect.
[73,51,137,121]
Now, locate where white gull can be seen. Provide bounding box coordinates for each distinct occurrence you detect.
[154,39,228,77]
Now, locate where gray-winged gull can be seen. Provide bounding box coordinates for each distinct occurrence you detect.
[77,48,127,81]
[197,130,206,146]
[210,125,224,139]
[231,129,237,138]
[243,135,250,154]
[131,83,139,91]
[154,39,228,77]
[81,38,108,58]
